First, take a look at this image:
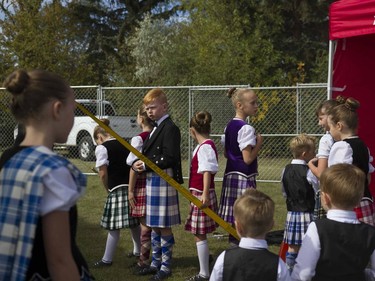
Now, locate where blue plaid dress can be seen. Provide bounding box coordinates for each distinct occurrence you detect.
[0,146,92,281]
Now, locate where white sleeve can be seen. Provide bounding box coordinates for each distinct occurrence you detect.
[368,148,374,174]
[209,251,225,281]
[40,167,83,215]
[365,249,375,281]
[126,136,143,165]
[95,145,109,168]
[328,141,353,167]
[197,144,218,174]
[291,222,320,281]
[307,170,319,193]
[317,134,334,158]
[237,124,256,151]
[278,258,292,281]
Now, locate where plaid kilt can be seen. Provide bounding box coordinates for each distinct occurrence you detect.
[101,185,139,230]
[218,173,257,224]
[313,190,327,220]
[283,211,313,245]
[184,189,218,235]
[146,169,181,228]
[355,197,375,226]
[130,174,147,217]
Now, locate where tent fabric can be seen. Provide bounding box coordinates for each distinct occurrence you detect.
[329,0,375,40]
[329,0,375,195]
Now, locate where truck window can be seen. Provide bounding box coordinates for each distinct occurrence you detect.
[104,104,116,116]
[75,104,97,116]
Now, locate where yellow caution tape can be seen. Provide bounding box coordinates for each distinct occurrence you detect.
[76,102,239,240]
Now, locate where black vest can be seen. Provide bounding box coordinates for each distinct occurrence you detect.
[344,138,371,198]
[223,247,278,281]
[282,164,315,212]
[313,218,375,281]
[102,139,130,188]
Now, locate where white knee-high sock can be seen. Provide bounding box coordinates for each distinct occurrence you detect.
[131,225,141,255]
[197,240,210,278]
[102,230,120,262]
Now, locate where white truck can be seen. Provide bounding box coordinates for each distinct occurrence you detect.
[63,99,140,161]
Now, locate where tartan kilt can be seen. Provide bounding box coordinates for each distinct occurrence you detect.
[283,211,313,245]
[101,185,139,230]
[355,197,375,226]
[184,189,218,235]
[218,172,257,224]
[313,190,327,220]
[130,174,147,218]
[146,169,181,228]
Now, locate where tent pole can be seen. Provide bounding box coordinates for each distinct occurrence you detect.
[327,40,334,99]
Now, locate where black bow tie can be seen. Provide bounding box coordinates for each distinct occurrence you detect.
[153,121,158,127]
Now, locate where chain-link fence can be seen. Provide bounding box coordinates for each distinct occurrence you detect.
[0,83,327,182]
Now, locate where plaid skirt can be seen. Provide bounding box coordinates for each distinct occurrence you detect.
[130,174,147,218]
[101,185,139,230]
[184,189,218,235]
[313,190,327,220]
[283,211,313,245]
[218,172,257,224]
[355,197,375,226]
[146,170,181,228]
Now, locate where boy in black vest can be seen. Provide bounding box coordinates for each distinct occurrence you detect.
[210,189,290,281]
[291,163,375,281]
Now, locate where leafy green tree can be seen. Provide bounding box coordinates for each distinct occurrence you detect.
[0,0,97,84]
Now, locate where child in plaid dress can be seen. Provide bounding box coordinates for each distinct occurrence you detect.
[308,99,339,220]
[327,96,374,225]
[0,69,94,281]
[218,87,263,246]
[127,105,154,273]
[282,134,318,272]
[185,111,219,281]
[93,119,140,267]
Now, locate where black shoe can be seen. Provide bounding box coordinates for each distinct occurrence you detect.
[149,270,171,281]
[185,274,209,281]
[137,265,158,276]
[127,252,140,258]
[93,260,112,268]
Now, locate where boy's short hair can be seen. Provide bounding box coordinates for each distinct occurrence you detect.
[320,163,365,209]
[289,133,316,158]
[143,88,167,105]
[234,189,274,238]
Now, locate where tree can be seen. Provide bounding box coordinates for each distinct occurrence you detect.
[0,0,97,84]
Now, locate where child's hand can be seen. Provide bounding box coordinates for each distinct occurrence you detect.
[309,157,318,167]
[201,192,209,208]
[256,133,263,146]
[128,191,136,209]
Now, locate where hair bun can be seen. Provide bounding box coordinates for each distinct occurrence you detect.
[227,87,236,98]
[3,69,29,96]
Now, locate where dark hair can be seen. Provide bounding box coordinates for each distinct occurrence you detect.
[315,99,339,117]
[328,95,360,130]
[93,118,110,140]
[3,69,70,122]
[190,111,212,135]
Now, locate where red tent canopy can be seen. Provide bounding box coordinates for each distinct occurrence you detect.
[329,0,375,194]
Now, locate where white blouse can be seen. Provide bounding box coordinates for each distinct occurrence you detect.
[192,142,218,174]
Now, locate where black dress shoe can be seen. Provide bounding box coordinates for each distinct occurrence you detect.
[137,265,158,276]
[93,260,112,268]
[149,270,171,280]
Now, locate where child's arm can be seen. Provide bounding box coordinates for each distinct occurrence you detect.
[242,133,263,165]
[308,157,328,179]
[201,172,211,208]
[98,165,109,192]
[128,168,138,209]
[43,211,80,281]
[364,249,375,281]
[291,222,320,281]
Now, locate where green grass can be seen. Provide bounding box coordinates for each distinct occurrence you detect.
[77,176,286,281]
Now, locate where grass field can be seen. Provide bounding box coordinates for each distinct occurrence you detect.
[77,176,286,281]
